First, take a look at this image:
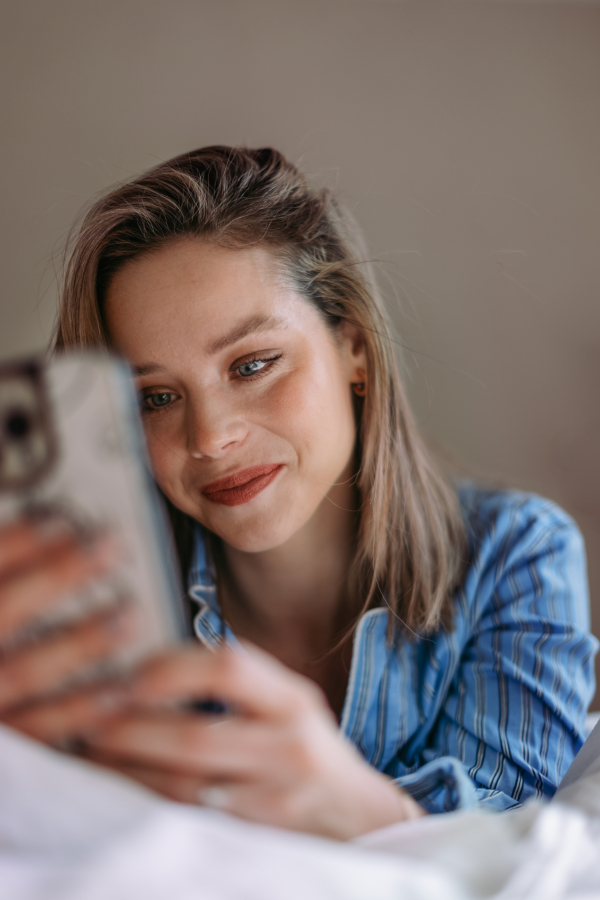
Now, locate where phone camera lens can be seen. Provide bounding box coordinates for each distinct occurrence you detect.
[4,410,31,440]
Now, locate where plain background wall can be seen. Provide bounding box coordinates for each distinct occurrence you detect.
[2,0,600,702]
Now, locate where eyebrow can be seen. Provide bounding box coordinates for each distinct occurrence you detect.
[206,313,288,355]
[131,314,287,377]
[132,363,167,377]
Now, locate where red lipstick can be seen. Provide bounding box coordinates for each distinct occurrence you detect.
[201,464,283,506]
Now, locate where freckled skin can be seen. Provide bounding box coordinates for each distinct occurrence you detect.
[105,240,365,554]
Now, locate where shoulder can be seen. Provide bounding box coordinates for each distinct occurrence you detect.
[458,482,584,565]
[455,482,589,625]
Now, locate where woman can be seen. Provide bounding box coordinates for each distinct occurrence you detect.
[0,146,596,839]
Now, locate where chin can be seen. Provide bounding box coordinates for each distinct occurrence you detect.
[171,482,311,554]
[210,513,298,554]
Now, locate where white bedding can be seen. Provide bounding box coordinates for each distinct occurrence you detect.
[1,724,600,900]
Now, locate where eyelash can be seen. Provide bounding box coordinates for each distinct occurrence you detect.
[140,353,283,415]
[230,353,282,381]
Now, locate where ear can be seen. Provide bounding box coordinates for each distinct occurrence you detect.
[339,321,368,382]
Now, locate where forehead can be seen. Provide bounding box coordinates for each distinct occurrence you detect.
[103,239,319,358]
[107,240,286,313]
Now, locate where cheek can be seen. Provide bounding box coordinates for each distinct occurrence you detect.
[261,354,356,474]
[142,418,185,492]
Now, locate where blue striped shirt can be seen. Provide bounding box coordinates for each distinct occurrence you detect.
[187,485,598,814]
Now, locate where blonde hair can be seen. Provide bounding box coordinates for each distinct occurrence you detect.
[54,146,466,637]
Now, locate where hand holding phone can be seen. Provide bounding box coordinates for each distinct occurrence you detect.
[0,519,136,741]
[0,352,187,745]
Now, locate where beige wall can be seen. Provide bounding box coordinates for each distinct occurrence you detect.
[2,0,600,701]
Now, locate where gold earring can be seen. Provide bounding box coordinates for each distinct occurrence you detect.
[352,368,367,397]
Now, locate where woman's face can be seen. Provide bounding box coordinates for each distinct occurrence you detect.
[105,239,366,553]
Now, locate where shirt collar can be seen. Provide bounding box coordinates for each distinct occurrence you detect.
[187,527,239,649]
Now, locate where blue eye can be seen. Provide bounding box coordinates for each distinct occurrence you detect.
[238,359,267,377]
[146,392,172,408]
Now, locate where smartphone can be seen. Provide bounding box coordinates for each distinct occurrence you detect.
[0,351,187,673]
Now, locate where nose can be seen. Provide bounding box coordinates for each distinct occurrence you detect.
[186,391,248,459]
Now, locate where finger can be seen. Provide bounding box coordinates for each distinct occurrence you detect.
[85,747,333,835]
[84,754,211,804]
[0,536,117,640]
[131,643,328,723]
[198,781,297,827]
[108,769,307,827]
[83,750,273,814]
[0,520,68,576]
[85,711,276,778]
[194,779,315,831]
[2,682,133,744]
[82,746,282,815]
[0,605,137,711]
[0,518,88,576]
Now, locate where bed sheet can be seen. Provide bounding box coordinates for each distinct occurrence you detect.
[1,723,600,900]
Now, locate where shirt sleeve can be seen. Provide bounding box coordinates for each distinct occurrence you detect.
[408,497,598,814]
[393,757,479,813]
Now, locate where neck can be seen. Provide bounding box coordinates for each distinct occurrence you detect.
[218,471,359,668]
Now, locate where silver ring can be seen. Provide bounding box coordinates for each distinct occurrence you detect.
[198,786,230,810]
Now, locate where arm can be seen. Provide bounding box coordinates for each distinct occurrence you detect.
[403,496,598,813]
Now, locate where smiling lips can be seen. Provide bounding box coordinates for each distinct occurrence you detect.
[201,464,283,506]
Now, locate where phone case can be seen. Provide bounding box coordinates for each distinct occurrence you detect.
[0,351,187,673]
